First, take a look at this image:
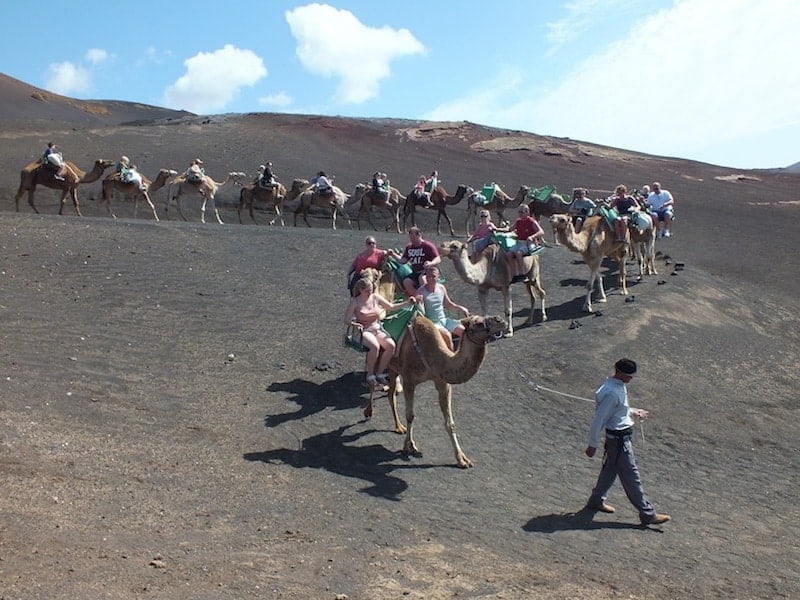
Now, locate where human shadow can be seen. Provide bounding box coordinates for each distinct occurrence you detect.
[244,423,452,500]
[523,508,659,533]
[265,372,367,427]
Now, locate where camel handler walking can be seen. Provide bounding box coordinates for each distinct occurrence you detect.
[583,358,670,526]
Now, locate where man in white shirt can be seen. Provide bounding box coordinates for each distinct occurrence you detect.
[647,181,675,238]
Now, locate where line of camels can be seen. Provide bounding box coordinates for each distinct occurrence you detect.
[15,157,658,320]
[15,158,581,235]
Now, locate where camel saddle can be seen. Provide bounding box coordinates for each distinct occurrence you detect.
[344,305,421,352]
[475,184,497,205]
[527,185,557,203]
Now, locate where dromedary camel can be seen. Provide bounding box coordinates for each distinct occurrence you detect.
[403,184,468,236]
[352,183,404,234]
[522,185,572,244]
[464,184,526,235]
[285,178,352,230]
[102,168,177,221]
[381,313,506,468]
[164,171,246,224]
[629,212,658,277]
[237,180,288,225]
[15,158,115,216]
[439,240,546,337]
[549,213,629,313]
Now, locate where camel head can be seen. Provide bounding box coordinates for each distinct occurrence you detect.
[461,315,507,344]
[357,267,381,288]
[438,240,468,258]
[290,178,310,192]
[549,214,571,231]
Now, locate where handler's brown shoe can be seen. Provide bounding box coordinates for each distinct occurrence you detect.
[586,502,615,514]
[642,513,671,525]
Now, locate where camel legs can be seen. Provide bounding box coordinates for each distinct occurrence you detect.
[437,209,455,237]
[438,380,472,468]
[402,201,416,232]
[270,198,285,226]
[15,187,40,214]
[209,197,224,224]
[174,196,189,222]
[523,275,547,325]
[59,188,81,217]
[142,192,159,221]
[380,370,406,434]
[464,207,474,236]
[583,260,606,313]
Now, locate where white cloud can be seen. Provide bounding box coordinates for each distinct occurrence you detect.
[85,48,109,65]
[426,0,800,167]
[546,0,608,54]
[162,44,267,114]
[285,3,426,104]
[259,91,292,108]
[45,62,92,96]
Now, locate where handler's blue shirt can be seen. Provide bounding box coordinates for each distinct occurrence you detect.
[587,377,634,448]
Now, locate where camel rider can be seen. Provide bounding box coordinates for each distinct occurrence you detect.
[425,170,439,193]
[186,158,205,183]
[568,188,596,234]
[417,265,469,351]
[380,173,391,197]
[609,184,641,244]
[312,171,333,197]
[258,162,277,189]
[371,172,382,195]
[42,142,67,181]
[117,155,147,191]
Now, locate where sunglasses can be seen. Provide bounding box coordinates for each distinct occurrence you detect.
[366,241,376,245]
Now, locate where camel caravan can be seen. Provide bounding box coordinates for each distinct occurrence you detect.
[19,144,675,468]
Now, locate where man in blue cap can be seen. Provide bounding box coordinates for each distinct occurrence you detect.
[584,358,670,525]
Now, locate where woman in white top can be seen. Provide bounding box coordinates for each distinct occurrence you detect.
[417,265,469,351]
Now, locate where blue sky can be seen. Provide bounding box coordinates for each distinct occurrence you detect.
[1,0,797,169]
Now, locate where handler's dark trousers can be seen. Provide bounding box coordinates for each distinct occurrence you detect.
[588,429,656,523]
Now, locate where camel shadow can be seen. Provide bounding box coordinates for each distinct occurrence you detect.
[265,372,367,427]
[523,509,658,533]
[244,423,452,500]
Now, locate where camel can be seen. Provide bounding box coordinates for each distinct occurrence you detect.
[15,158,115,216]
[237,180,288,225]
[522,185,572,244]
[101,168,177,221]
[352,183,404,234]
[403,184,468,236]
[379,313,506,468]
[439,240,547,337]
[549,214,629,313]
[629,212,658,277]
[164,171,247,224]
[464,184,526,235]
[285,178,352,230]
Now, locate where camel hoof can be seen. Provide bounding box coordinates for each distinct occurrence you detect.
[394,424,407,435]
[363,406,373,419]
[456,454,474,469]
[403,443,422,458]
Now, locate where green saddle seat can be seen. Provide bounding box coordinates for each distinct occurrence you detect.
[527,185,556,203]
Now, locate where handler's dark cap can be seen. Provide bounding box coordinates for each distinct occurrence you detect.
[615,358,637,375]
